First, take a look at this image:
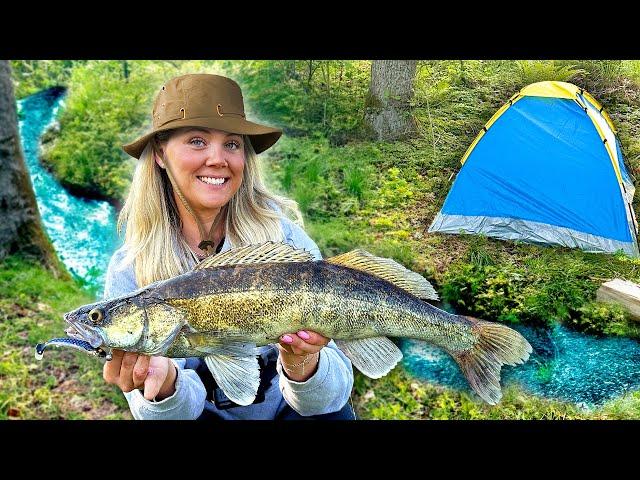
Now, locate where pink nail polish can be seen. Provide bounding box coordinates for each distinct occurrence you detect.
[282,334,293,344]
[298,330,310,340]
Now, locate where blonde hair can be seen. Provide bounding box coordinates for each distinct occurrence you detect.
[118,133,303,287]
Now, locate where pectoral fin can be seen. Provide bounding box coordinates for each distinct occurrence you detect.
[204,354,261,406]
[335,336,403,379]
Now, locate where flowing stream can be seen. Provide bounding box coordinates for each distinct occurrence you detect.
[18,88,118,296]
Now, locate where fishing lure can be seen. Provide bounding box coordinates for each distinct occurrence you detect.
[35,337,111,361]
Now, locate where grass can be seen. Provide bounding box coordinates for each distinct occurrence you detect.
[0,255,131,419]
[352,366,640,420]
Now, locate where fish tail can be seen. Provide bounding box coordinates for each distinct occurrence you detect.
[450,317,532,405]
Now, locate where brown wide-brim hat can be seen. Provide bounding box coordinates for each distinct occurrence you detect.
[122,73,282,158]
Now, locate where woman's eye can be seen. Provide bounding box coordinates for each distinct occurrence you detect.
[189,137,206,147]
[226,140,241,150]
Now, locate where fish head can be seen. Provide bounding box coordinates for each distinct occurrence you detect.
[64,296,147,351]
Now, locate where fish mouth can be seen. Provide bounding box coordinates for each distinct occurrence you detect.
[64,313,104,349]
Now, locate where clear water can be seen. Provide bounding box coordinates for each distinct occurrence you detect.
[402,313,640,408]
[17,88,119,296]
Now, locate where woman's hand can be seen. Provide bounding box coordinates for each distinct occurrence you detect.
[278,330,330,382]
[103,350,177,401]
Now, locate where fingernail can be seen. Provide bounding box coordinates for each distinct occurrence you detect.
[297,330,310,340]
[281,335,293,344]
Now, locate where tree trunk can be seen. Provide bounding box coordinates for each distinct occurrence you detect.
[0,61,65,276]
[122,60,129,81]
[364,60,417,141]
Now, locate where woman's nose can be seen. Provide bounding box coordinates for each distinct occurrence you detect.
[204,146,228,167]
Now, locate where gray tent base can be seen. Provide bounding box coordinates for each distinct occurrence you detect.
[428,213,639,258]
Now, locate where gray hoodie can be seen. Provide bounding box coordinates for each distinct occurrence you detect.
[103,216,355,420]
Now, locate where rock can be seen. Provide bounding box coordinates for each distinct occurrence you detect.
[364,390,375,401]
[596,278,640,322]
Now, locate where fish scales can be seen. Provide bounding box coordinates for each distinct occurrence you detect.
[150,261,478,352]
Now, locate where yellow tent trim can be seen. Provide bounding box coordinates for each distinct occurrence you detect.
[520,81,580,99]
[580,90,618,134]
[460,93,523,165]
[583,107,623,185]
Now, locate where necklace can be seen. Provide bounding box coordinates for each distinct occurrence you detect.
[184,241,209,262]
[184,235,225,263]
[190,245,209,260]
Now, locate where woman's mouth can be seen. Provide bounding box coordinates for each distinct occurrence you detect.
[197,176,229,186]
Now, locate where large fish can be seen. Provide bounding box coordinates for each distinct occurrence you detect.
[52,242,531,406]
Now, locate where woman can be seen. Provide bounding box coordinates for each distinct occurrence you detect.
[102,73,355,419]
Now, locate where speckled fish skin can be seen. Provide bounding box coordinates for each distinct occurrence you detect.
[67,261,477,357]
[165,261,478,357]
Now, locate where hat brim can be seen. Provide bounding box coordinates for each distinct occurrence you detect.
[122,116,283,159]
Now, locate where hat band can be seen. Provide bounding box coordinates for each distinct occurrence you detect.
[216,104,245,118]
[155,112,247,129]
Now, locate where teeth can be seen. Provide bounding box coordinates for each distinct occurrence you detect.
[199,176,226,185]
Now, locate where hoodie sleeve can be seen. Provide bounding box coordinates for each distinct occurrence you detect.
[103,246,207,420]
[123,358,207,420]
[277,218,355,416]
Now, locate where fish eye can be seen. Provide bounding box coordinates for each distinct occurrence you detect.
[88,308,103,323]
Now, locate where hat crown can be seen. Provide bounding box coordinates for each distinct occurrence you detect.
[152,74,246,129]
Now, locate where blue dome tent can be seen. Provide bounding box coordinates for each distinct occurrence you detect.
[429,81,639,257]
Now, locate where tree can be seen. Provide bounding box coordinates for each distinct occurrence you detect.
[364,60,417,141]
[0,60,64,275]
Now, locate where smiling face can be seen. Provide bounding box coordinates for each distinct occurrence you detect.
[155,127,245,218]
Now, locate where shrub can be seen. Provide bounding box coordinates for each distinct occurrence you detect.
[571,301,629,336]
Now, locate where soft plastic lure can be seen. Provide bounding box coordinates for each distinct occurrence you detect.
[35,337,111,361]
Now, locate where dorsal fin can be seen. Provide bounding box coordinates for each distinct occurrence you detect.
[193,241,315,270]
[326,249,439,300]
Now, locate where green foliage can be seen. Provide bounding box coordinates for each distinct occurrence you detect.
[0,255,131,419]
[10,61,85,99]
[441,262,531,324]
[265,136,379,220]
[466,235,495,267]
[410,61,525,188]
[370,167,414,209]
[225,60,371,142]
[439,242,640,338]
[571,301,640,337]
[305,218,367,259]
[572,60,625,84]
[352,368,599,419]
[344,165,367,200]
[515,60,585,86]
[598,390,640,419]
[622,61,640,85]
[41,61,158,201]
